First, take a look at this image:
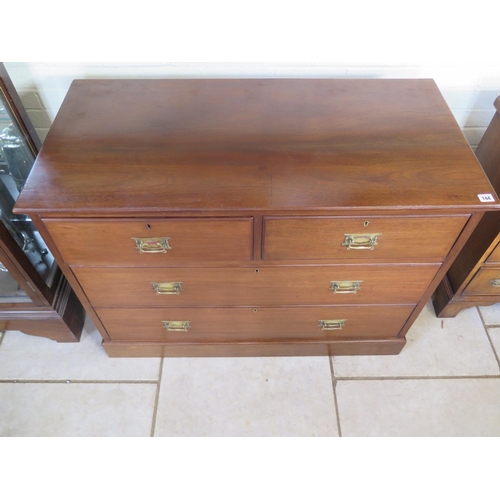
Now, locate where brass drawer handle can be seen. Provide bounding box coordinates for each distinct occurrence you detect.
[330,280,363,294]
[318,319,346,330]
[162,320,191,332]
[151,282,183,294]
[342,234,381,250]
[490,279,500,288]
[132,237,172,253]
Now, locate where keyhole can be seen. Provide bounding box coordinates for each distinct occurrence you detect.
[255,269,259,274]
[364,221,369,227]
[146,224,152,230]
[253,309,258,313]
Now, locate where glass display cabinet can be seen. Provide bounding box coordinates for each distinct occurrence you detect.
[0,63,84,342]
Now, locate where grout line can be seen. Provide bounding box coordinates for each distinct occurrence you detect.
[0,379,158,384]
[477,307,500,372]
[150,357,164,438]
[329,356,342,437]
[0,331,4,347]
[2,374,500,384]
[1,374,500,384]
[335,375,500,381]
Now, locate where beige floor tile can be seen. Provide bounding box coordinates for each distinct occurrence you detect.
[155,356,338,437]
[333,301,499,378]
[336,378,500,436]
[0,382,156,436]
[479,303,500,325]
[0,316,160,381]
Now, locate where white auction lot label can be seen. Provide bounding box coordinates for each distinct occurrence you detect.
[478,194,495,202]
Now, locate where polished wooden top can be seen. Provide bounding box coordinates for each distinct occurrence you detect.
[15,78,500,215]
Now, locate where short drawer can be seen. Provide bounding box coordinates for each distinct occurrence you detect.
[463,268,500,296]
[44,218,253,266]
[75,264,438,307]
[263,216,469,262]
[98,305,414,342]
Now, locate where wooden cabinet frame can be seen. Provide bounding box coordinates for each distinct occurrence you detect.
[0,63,84,342]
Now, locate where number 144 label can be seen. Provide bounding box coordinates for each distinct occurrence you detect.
[478,194,495,202]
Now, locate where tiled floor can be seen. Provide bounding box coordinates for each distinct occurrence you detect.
[1,300,500,436]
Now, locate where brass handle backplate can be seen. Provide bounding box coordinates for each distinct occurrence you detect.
[491,279,500,288]
[330,280,363,294]
[342,234,381,250]
[132,237,171,253]
[151,282,183,294]
[318,319,346,330]
[162,320,191,332]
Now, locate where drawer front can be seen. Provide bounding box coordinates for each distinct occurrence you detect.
[75,264,438,307]
[44,218,253,266]
[98,305,414,342]
[463,268,500,296]
[263,216,469,262]
[487,241,500,263]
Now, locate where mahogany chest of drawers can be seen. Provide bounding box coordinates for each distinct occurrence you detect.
[433,97,500,317]
[14,79,500,357]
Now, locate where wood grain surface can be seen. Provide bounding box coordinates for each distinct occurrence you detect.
[463,268,500,296]
[97,305,414,342]
[263,215,469,261]
[14,79,499,216]
[102,338,407,357]
[44,218,254,265]
[73,264,438,307]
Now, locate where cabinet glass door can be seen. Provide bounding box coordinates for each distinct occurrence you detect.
[0,259,32,303]
[0,86,55,283]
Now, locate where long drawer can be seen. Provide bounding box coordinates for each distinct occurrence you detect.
[97,305,414,342]
[74,264,439,307]
[44,218,254,266]
[263,216,469,261]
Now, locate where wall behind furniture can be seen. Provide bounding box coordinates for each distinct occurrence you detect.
[4,62,500,148]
